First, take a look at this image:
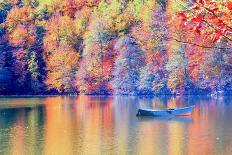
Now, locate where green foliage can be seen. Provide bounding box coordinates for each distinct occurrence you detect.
[83,17,114,53]
[22,0,39,7]
[0,23,4,35]
[95,0,124,19]
[28,51,40,78]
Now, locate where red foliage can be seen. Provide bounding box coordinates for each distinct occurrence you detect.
[190,14,203,22]
[177,0,232,43]
[227,2,232,10]
[177,13,187,21]
[212,30,222,43]
[198,0,204,5]
[61,0,101,17]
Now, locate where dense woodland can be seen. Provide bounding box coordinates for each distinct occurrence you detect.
[0,0,231,95]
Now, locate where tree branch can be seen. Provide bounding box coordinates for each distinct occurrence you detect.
[174,0,232,42]
[196,2,232,30]
[163,36,231,50]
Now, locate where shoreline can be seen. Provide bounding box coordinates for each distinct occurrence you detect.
[0,94,231,97]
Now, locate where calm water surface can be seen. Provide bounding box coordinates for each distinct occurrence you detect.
[0,96,232,155]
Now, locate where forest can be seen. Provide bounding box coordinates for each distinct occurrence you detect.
[0,0,231,95]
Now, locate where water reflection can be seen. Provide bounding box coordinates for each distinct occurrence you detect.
[137,116,193,123]
[0,96,232,154]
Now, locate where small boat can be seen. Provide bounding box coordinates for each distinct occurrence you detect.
[136,106,195,117]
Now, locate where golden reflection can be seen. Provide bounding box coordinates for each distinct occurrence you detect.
[25,109,38,155]
[187,100,214,155]
[9,112,26,155]
[137,121,164,154]
[167,97,186,109]
[44,97,75,155]
[79,96,102,155]
[113,97,129,155]
[167,122,186,155]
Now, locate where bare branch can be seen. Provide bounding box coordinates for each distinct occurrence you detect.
[163,37,231,50]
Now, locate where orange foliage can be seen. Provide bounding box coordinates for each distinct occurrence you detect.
[5,6,36,47]
[44,14,78,55]
[74,6,93,36]
[9,25,36,47]
[45,45,80,92]
[76,39,116,94]
[61,0,100,17]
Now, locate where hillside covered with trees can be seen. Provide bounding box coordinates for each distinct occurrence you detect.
[0,0,231,95]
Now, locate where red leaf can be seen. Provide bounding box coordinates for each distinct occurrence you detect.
[198,0,204,5]
[212,7,219,12]
[180,22,189,30]
[192,5,200,10]
[177,12,187,21]
[194,28,201,35]
[217,22,225,29]
[190,14,203,22]
[205,0,215,5]
[180,22,186,28]
[188,26,194,30]
[212,30,222,42]
[211,16,217,20]
[227,2,232,10]
[208,7,219,13]
[218,19,223,23]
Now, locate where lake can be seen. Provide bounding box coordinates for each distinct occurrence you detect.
[0,96,232,155]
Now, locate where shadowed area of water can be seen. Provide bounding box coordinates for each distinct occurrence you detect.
[0,96,232,155]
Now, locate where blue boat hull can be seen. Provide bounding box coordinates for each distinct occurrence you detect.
[137,106,195,116]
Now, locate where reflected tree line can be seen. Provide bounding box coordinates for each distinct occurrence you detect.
[0,96,232,154]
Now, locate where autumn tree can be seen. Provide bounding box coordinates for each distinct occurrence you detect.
[111,36,145,95]
[44,14,80,93]
[174,0,232,94]
[196,40,232,94]
[61,0,100,18]
[5,5,45,93]
[129,1,169,94]
[166,45,188,94]
[45,46,80,93]
[95,0,129,32]
[76,17,115,94]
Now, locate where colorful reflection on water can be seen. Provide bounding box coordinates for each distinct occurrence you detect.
[0,96,232,155]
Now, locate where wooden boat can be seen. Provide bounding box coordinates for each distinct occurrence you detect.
[136,106,195,117]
